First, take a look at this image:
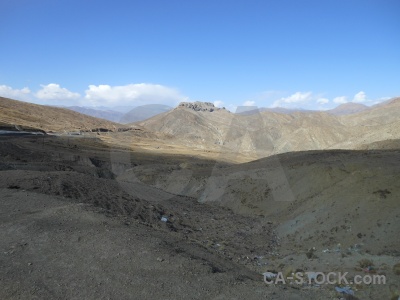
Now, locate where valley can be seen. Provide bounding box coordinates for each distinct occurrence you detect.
[0,96,399,299]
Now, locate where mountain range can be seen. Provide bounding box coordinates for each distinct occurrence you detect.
[2,96,400,162]
[138,98,400,160]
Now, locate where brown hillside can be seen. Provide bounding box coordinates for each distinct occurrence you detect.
[0,96,120,132]
[139,98,400,159]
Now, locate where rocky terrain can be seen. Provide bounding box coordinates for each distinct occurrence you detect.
[177,101,226,112]
[139,97,400,160]
[0,96,399,299]
[0,133,399,299]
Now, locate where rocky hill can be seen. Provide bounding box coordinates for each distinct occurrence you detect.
[0,97,120,132]
[139,98,400,159]
[177,101,226,112]
[327,102,369,115]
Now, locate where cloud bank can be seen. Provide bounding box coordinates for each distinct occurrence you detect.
[36,84,81,101]
[213,100,224,108]
[333,96,348,104]
[271,91,313,108]
[316,98,329,105]
[84,83,186,107]
[0,85,31,101]
[0,83,186,107]
[269,90,375,109]
[333,91,369,104]
[0,83,394,110]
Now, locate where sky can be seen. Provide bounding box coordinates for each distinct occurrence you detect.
[0,0,399,112]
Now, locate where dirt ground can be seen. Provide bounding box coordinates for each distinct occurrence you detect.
[0,135,399,299]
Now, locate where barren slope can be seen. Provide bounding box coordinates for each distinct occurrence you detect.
[0,96,120,132]
[1,135,399,299]
[0,135,338,300]
[139,98,400,159]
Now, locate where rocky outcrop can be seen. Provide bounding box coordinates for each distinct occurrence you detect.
[178,101,225,112]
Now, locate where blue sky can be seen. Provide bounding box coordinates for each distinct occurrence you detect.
[0,0,399,111]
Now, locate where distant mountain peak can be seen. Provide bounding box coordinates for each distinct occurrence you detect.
[336,102,367,109]
[120,104,172,124]
[328,102,369,115]
[65,106,123,122]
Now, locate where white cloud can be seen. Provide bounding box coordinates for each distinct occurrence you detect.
[213,100,224,108]
[284,92,312,103]
[316,98,329,105]
[227,104,237,113]
[353,91,367,103]
[84,83,186,107]
[333,96,348,104]
[0,82,187,107]
[0,85,31,101]
[332,92,369,105]
[243,100,255,106]
[272,91,312,107]
[36,83,80,100]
